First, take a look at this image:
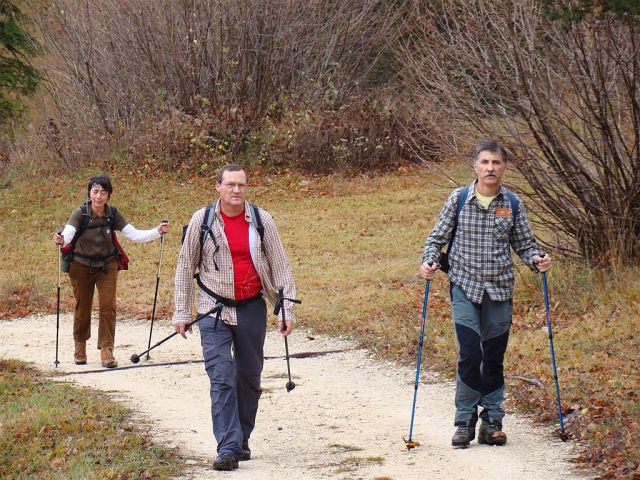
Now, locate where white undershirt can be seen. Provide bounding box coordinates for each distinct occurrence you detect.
[60,223,160,247]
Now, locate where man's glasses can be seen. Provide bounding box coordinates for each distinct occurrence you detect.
[222,183,247,191]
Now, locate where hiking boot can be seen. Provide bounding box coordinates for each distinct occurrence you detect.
[239,442,251,461]
[213,453,238,471]
[74,341,87,365]
[478,420,507,446]
[100,346,118,368]
[451,424,475,447]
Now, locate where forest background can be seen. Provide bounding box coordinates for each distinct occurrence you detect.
[0,1,638,479]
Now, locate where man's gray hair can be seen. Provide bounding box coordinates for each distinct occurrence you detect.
[472,140,508,164]
[216,163,248,184]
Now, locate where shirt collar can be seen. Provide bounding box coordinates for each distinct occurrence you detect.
[214,200,251,222]
[87,201,112,218]
[467,180,508,201]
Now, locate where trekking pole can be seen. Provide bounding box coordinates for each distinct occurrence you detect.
[131,302,223,364]
[274,287,302,392]
[541,268,567,440]
[55,234,62,368]
[404,275,431,450]
[145,219,169,360]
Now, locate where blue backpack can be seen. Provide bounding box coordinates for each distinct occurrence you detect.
[439,186,520,273]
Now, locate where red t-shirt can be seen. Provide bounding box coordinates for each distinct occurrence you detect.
[221,209,262,299]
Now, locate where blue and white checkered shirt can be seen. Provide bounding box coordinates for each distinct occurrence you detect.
[422,181,543,303]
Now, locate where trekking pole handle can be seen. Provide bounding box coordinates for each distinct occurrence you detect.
[536,253,548,272]
[56,230,63,287]
[273,287,302,317]
[159,219,169,238]
[274,288,284,316]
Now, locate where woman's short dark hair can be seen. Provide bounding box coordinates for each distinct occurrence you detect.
[472,140,508,164]
[87,174,113,199]
[216,163,248,184]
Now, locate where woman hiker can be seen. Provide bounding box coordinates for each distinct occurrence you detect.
[52,174,169,368]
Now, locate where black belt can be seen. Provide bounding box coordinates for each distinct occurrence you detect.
[195,274,262,329]
[209,291,263,307]
[195,273,262,307]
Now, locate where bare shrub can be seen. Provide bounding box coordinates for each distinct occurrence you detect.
[259,97,410,173]
[130,103,256,175]
[397,0,640,266]
[33,0,400,132]
[129,95,411,175]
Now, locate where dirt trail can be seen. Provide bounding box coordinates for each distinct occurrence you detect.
[1,314,590,480]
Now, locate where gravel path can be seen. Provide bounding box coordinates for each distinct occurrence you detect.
[0,314,591,480]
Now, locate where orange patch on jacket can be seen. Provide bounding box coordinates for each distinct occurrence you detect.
[495,208,511,218]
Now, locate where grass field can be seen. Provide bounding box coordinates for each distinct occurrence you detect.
[0,164,638,478]
[0,359,182,479]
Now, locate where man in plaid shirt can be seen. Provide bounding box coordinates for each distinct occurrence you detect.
[174,164,297,471]
[420,140,552,448]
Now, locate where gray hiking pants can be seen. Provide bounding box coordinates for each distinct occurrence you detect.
[198,296,267,457]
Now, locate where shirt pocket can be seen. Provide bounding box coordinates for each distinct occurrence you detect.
[494,217,513,242]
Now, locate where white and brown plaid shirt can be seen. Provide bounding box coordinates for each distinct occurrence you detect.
[422,181,543,304]
[173,201,296,326]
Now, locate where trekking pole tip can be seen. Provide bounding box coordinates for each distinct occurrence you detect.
[403,437,420,450]
[130,354,140,364]
[285,381,296,392]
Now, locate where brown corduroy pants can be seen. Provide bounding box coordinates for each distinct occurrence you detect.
[68,258,118,350]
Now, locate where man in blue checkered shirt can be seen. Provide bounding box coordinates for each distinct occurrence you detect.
[420,140,552,448]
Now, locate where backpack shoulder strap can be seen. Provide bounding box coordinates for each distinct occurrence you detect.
[445,186,469,254]
[107,205,117,229]
[249,203,265,249]
[455,186,469,219]
[200,202,217,248]
[79,202,116,234]
[198,202,219,271]
[506,191,520,221]
[63,203,92,256]
[78,203,91,236]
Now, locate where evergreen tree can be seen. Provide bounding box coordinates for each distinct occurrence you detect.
[0,0,41,123]
[542,0,640,23]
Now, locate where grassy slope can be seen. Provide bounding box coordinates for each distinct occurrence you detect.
[0,164,638,478]
[0,359,182,479]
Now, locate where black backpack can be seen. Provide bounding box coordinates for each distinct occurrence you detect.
[182,202,265,272]
[60,202,129,272]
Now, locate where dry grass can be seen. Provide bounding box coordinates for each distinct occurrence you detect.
[0,164,638,478]
[0,359,183,479]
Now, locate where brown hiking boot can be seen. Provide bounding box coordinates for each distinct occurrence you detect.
[101,346,118,368]
[74,341,87,365]
[478,420,507,446]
